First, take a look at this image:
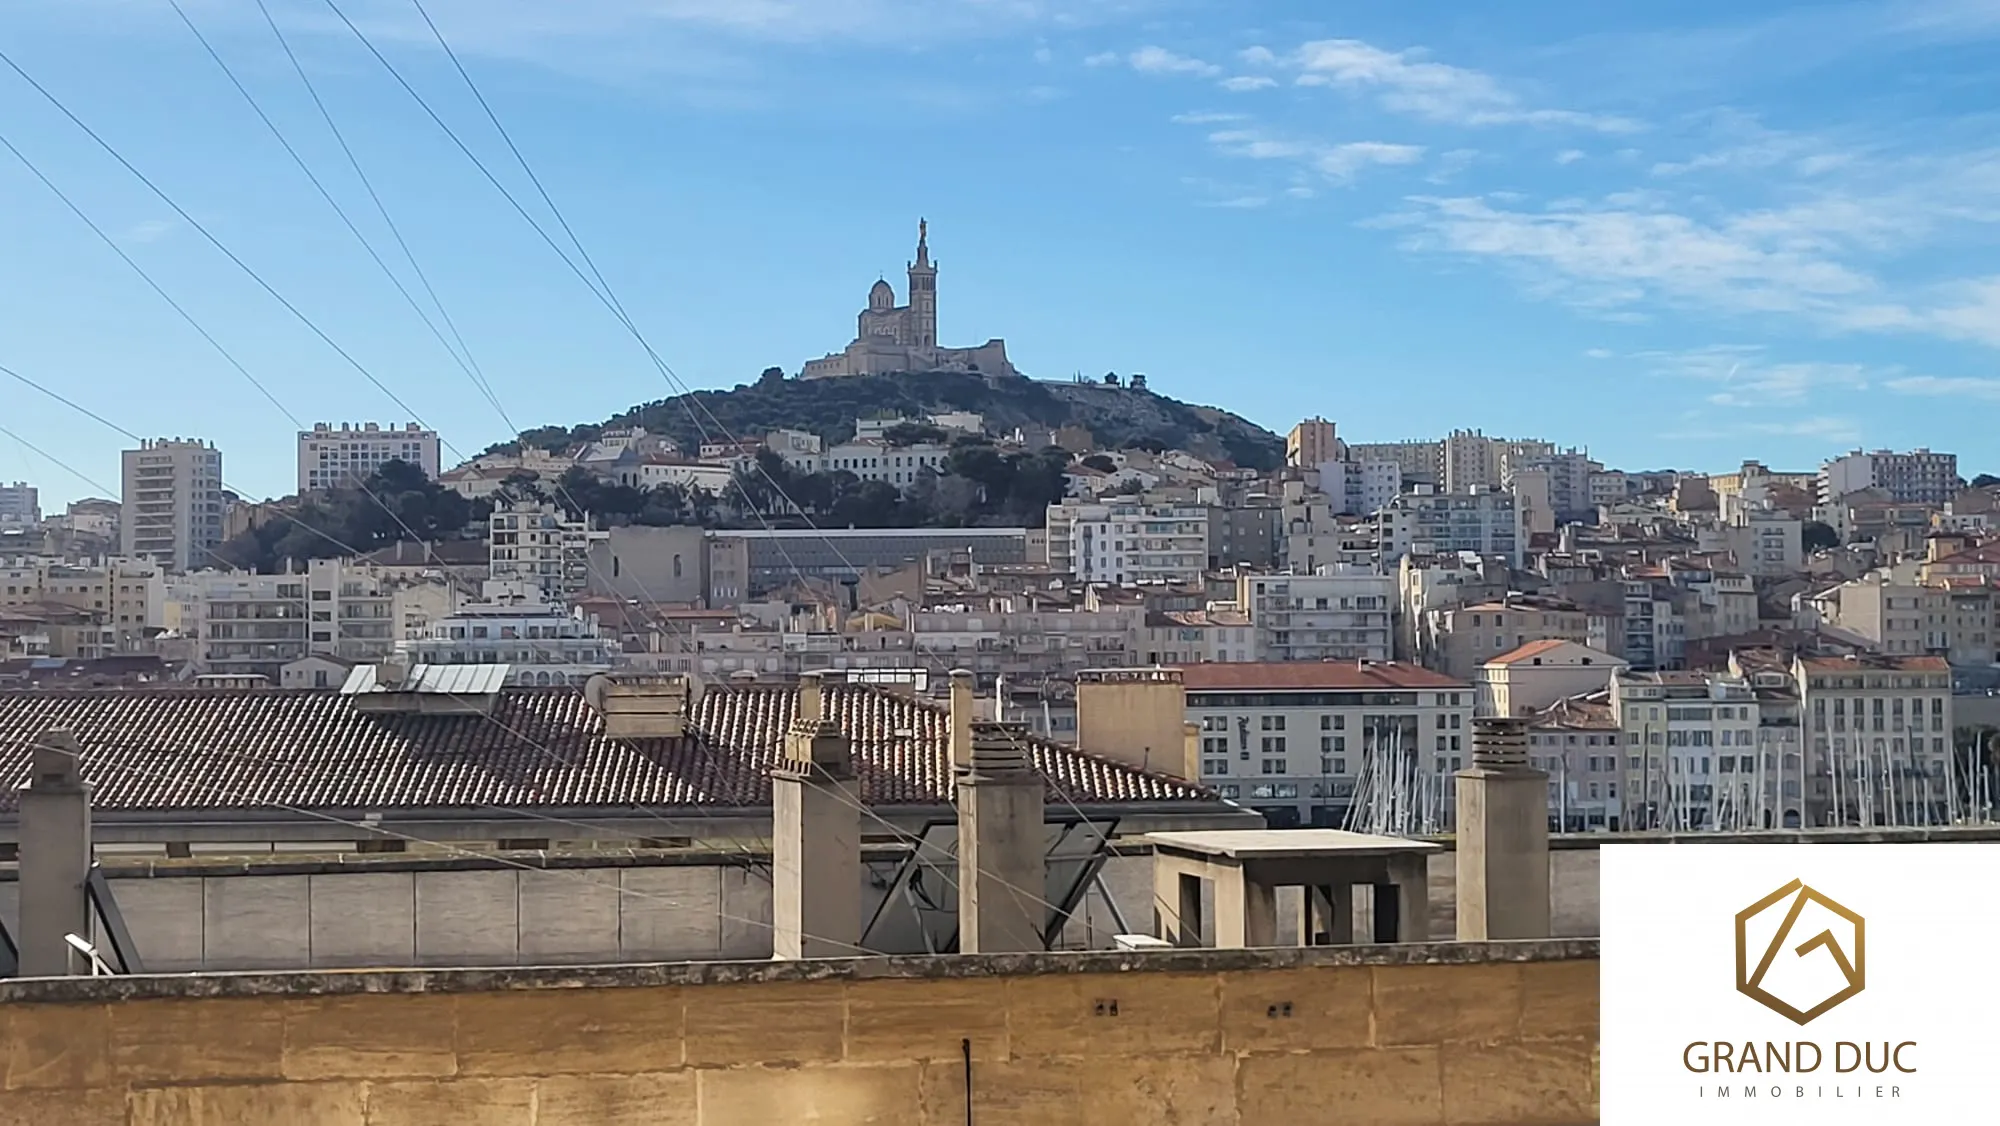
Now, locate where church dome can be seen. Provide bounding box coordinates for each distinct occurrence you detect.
[868,279,895,310]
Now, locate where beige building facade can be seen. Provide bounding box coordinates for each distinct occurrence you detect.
[1476,639,1626,718]
[802,221,1018,379]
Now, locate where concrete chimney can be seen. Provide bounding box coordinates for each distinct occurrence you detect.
[587,673,702,739]
[948,668,975,768]
[772,672,862,959]
[1455,716,1551,941]
[1073,667,1195,780]
[17,729,92,977]
[956,720,1045,954]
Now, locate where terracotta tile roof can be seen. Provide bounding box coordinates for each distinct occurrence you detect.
[1932,542,2000,566]
[1483,639,1574,666]
[1527,693,1618,731]
[1178,661,1468,691]
[0,684,1212,817]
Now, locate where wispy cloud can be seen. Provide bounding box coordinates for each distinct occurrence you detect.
[1127,45,1220,78]
[1884,374,2000,400]
[1661,414,1862,443]
[1219,75,1277,92]
[1386,194,1879,318]
[1744,416,1862,441]
[1634,344,1872,407]
[1555,149,1585,165]
[1169,111,1246,125]
[123,219,176,245]
[1201,127,1425,183]
[1262,38,1642,133]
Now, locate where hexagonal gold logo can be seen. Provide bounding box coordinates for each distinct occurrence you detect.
[1735,879,1865,1026]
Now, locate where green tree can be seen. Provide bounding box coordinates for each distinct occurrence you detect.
[1802,521,1839,553]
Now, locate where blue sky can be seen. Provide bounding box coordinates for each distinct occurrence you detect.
[3,0,1999,505]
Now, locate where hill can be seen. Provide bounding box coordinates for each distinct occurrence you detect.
[501,370,1285,471]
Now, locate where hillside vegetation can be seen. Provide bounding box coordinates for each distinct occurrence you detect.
[498,370,1284,470]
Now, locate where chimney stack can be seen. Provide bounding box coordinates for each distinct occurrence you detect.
[587,673,700,739]
[772,672,862,959]
[17,729,92,977]
[1454,716,1551,941]
[948,669,975,768]
[956,720,1045,954]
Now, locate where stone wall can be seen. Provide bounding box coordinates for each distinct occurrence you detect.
[0,942,1599,1126]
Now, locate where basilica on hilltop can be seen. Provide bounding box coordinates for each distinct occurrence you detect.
[801,221,1019,379]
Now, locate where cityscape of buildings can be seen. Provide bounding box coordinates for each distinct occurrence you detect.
[2,1,1986,1110]
[6,374,1996,834]
[0,203,1989,1126]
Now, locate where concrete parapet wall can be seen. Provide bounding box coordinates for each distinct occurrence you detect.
[0,941,1599,1126]
[2,827,1989,973]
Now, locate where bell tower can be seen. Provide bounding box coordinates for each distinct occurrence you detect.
[906,218,937,349]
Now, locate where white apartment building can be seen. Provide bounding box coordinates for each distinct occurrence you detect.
[1340,430,1553,493]
[763,429,824,476]
[1376,487,1524,567]
[1316,459,1402,516]
[0,482,39,525]
[1444,430,1554,493]
[159,559,455,679]
[488,499,598,602]
[1611,670,1769,832]
[400,580,621,687]
[1344,438,1441,485]
[1819,448,1959,506]
[1046,499,1209,585]
[1721,505,1802,577]
[1237,568,1396,663]
[1182,661,1474,829]
[1795,653,1952,827]
[823,439,950,492]
[1587,470,1629,510]
[298,422,442,493]
[1502,449,1599,521]
[120,438,224,573]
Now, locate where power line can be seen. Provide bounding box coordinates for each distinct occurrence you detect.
[0,46,453,460]
[348,6,1128,856]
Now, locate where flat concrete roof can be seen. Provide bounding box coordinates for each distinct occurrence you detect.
[1144,829,1444,860]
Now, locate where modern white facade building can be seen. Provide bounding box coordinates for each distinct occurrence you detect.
[399,580,621,687]
[1315,459,1402,516]
[1376,487,1524,566]
[0,481,39,525]
[1045,499,1209,585]
[823,439,950,492]
[1819,448,1959,506]
[488,499,598,602]
[120,437,224,573]
[1237,568,1396,663]
[1795,653,1952,827]
[159,558,458,679]
[298,422,441,492]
